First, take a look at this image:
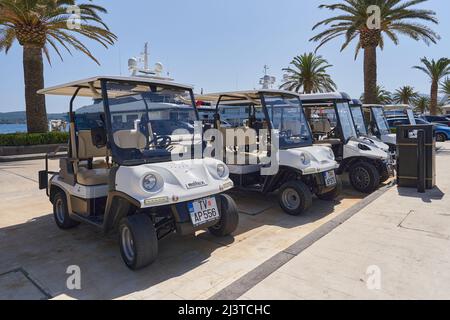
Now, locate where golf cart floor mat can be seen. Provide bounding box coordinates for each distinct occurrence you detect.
[0,268,52,300]
[228,192,276,216]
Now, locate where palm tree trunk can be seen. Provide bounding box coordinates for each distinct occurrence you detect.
[23,45,48,133]
[363,46,377,104]
[430,80,438,115]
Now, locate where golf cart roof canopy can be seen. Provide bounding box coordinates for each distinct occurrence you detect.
[299,92,351,103]
[350,99,363,106]
[38,76,194,98]
[384,104,413,111]
[362,104,384,108]
[196,90,300,105]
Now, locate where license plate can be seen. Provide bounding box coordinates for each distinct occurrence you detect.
[188,197,220,227]
[323,170,337,187]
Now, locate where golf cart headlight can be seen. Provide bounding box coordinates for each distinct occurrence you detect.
[142,174,158,192]
[358,143,372,151]
[217,163,227,178]
[300,153,311,165]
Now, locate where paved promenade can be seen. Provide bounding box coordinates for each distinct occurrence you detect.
[239,143,450,300]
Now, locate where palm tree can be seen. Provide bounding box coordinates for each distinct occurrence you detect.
[393,86,419,105]
[0,0,117,133]
[280,52,337,94]
[441,78,450,96]
[413,57,450,115]
[360,85,392,104]
[310,0,439,105]
[414,96,430,114]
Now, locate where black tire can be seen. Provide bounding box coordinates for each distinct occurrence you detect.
[379,165,390,183]
[436,133,447,142]
[278,180,313,216]
[119,214,158,270]
[349,162,380,193]
[209,194,239,237]
[316,175,342,201]
[52,191,80,230]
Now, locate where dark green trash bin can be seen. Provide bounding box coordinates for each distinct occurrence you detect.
[397,125,436,189]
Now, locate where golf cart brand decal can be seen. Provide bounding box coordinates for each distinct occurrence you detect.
[186,180,207,189]
[188,197,219,227]
[144,196,169,206]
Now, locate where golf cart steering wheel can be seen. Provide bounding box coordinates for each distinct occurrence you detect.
[327,127,338,139]
[149,135,172,149]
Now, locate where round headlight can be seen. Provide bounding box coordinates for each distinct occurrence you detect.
[300,153,310,165]
[142,174,157,192]
[217,164,227,178]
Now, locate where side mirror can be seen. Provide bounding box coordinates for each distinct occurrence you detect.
[91,127,107,148]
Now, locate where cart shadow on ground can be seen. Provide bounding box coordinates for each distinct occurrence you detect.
[0,180,365,300]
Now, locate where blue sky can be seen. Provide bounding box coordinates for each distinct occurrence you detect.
[0,0,449,113]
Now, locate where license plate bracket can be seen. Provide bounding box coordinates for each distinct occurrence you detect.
[323,170,337,187]
[188,197,220,227]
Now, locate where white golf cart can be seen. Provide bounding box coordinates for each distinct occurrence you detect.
[38,76,239,270]
[349,100,397,154]
[196,90,341,216]
[301,93,392,193]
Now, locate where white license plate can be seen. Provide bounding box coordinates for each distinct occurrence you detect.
[324,170,337,187]
[188,197,220,227]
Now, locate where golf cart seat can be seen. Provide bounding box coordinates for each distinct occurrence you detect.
[77,167,110,186]
[311,118,332,135]
[113,130,147,149]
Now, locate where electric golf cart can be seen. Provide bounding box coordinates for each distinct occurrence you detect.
[38,76,239,270]
[196,90,341,216]
[300,93,392,193]
[349,100,397,154]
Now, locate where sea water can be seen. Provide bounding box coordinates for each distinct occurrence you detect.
[0,124,27,134]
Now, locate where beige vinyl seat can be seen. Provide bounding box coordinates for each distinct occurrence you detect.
[113,130,147,149]
[76,130,110,186]
[311,119,341,146]
[77,167,110,186]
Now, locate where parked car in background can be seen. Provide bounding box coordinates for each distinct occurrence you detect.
[387,117,450,142]
[419,115,450,127]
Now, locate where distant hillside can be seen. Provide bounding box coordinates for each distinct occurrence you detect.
[0,111,68,124]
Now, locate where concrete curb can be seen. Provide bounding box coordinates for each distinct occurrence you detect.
[209,182,395,300]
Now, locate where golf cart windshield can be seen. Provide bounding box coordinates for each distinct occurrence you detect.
[103,81,198,165]
[263,94,313,148]
[407,109,417,125]
[350,106,368,136]
[372,107,390,135]
[336,102,358,140]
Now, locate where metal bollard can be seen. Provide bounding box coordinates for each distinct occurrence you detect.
[417,130,426,193]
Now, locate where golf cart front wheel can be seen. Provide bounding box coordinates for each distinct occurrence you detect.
[278,181,313,216]
[316,176,342,201]
[209,194,239,237]
[349,162,380,193]
[53,191,80,230]
[436,133,447,142]
[119,214,158,270]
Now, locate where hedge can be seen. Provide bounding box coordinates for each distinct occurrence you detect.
[0,132,69,147]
